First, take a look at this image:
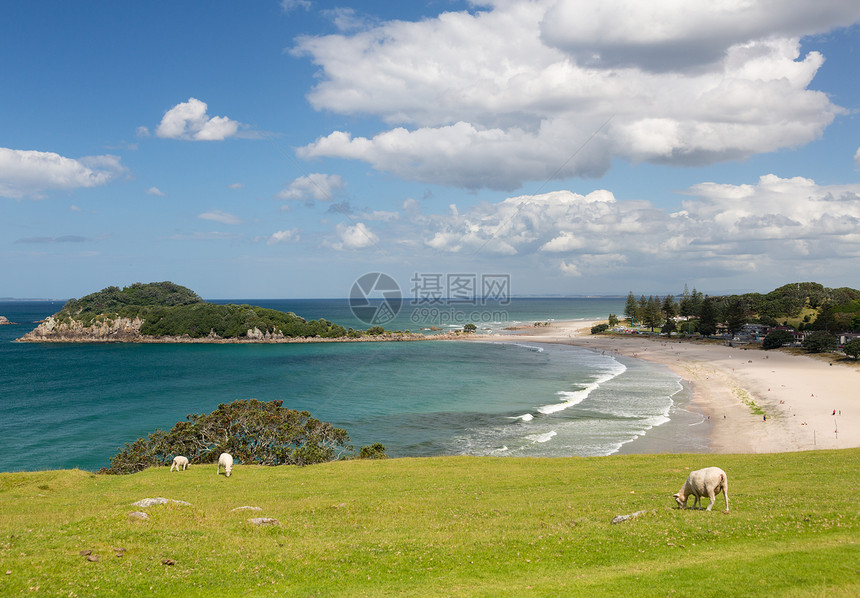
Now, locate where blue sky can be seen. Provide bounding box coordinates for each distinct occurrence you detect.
[2,0,859,300]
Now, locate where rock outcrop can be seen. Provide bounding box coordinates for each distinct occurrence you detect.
[247,517,279,526]
[610,510,649,524]
[17,315,144,342]
[0,315,11,325]
[132,497,192,508]
[245,327,287,341]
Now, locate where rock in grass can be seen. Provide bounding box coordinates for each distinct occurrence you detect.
[128,511,149,520]
[610,510,649,524]
[132,497,191,508]
[231,506,262,512]
[161,559,175,566]
[248,517,279,526]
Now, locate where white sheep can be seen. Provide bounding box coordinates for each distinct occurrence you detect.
[169,455,189,472]
[673,466,729,512]
[217,452,233,477]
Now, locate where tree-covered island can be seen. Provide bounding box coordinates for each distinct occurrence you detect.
[17,281,415,343]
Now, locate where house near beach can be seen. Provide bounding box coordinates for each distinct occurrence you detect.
[838,332,860,347]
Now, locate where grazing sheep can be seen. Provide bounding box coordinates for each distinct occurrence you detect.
[673,466,729,512]
[169,456,189,472]
[217,452,233,477]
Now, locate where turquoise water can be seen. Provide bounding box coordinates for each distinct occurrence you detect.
[0,298,688,472]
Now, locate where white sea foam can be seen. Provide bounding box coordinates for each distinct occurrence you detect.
[527,430,557,443]
[452,343,688,459]
[537,360,627,415]
[511,343,544,353]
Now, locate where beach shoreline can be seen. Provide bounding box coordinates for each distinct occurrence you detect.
[476,319,860,455]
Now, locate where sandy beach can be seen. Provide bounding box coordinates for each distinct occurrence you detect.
[485,320,860,455]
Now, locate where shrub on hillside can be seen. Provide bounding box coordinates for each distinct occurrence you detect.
[358,443,389,459]
[101,399,359,474]
[58,282,203,326]
[139,303,348,338]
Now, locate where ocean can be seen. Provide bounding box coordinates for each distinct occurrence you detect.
[0,298,698,473]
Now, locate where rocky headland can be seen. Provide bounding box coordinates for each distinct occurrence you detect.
[15,281,473,344]
[18,315,146,342]
[16,314,449,344]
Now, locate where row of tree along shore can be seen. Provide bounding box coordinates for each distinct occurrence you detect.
[593,282,860,357]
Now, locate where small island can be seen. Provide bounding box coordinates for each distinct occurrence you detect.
[0,315,12,325]
[17,281,419,343]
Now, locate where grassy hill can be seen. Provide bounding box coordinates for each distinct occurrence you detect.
[724,282,860,330]
[2,450,858,596]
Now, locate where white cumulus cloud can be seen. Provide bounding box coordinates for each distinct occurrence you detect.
[277,173,345,204]
[294,1,858,190]
[367,174,860,285]
[331,222,378,250]
[155,98,243,141]
[267,228,300,245]
[540,0,860,72]
[0,147,126,199]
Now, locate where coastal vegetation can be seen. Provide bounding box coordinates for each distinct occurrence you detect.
[615,282,860,353]
[762,329,795,349]
[845,337,860,359]
[800,330,838,354]
[2,449,857,596]
[58,281,203,323]
[30,282,386,341]
[137,302,349,339]
[102,400,381,475]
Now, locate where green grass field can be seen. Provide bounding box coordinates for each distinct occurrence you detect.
[2,450,858,597]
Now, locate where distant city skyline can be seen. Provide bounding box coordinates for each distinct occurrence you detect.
[3,1,860,299]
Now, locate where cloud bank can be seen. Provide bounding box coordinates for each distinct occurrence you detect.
[0,148,126,199]
[294,0,859,190]
[341,174,860,282]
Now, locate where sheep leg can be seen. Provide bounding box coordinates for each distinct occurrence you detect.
[706,491,716,511]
